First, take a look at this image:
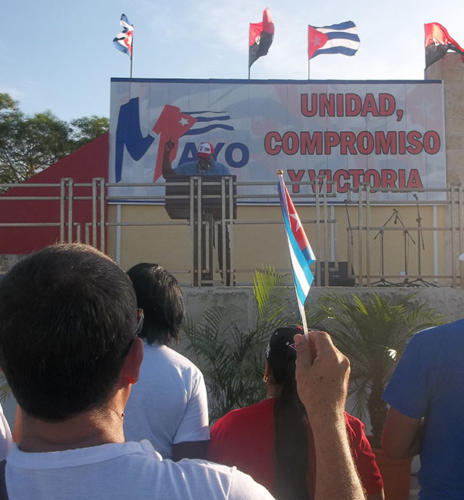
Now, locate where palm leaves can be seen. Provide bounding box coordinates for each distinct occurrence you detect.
[311,292,443,448]
[253,265,288,333]
[183,266,291,422]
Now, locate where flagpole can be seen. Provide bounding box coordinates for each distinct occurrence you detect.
[130,24,134,79]
[307,26,310,80]
[298,300,309,336]
[248,23,251,80]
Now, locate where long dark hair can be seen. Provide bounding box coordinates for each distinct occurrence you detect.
[267,326,311,500]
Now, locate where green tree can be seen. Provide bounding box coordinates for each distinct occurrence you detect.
[70,116,109,149]
[0,93,109,185]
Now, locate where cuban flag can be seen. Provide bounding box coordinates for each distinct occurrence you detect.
[278,174,316,320]
[113,14,134,56]
[308,21,360,60]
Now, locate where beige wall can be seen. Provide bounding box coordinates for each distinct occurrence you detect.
[107,201,458,286]
[107,204,192,277]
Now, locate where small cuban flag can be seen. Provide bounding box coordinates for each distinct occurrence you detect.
[277,172,316,334]
[113,14,134,56]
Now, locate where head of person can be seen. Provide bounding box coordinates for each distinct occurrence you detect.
[265,326,310,500]
[197,142,214,171]
[265,325,302,390]
[0,243,140,422]
[127,263,183,346]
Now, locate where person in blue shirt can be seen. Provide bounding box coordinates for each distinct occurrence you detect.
[162,140,231,178]
[382,320,464,500]
[162,140,233,285]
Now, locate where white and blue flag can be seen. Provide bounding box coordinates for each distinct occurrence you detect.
[113,14,134,57]
[308,21,360,59]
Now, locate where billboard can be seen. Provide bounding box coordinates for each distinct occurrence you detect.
[109,78,446,203]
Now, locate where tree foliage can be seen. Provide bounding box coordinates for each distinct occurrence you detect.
[309,292,443,448]
[0,93,109,184]
[183,266,292,422]
[70,116,109,149]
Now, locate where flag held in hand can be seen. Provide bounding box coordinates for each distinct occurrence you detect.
[113,14,134,57]
[308,21,360,60]
[425,23,464,68]
[249,8,275,68]
[277,173,316,309]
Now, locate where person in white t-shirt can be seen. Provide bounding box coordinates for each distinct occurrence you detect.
[124,263,209,460]
[0,243,365,500]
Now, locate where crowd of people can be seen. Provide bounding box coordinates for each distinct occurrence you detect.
[0,243,461,499]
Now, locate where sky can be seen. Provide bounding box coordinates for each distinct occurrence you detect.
[3,0,464,123]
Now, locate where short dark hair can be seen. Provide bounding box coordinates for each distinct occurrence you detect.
[127,263,183,345]
[0,243,137,421]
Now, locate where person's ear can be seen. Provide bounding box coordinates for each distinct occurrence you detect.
[121,337,143,386]
[263,360,271,382]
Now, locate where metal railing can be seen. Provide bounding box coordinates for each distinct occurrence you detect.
[1,177,464,287]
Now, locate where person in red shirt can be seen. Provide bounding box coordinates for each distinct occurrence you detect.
[209,326,385,500]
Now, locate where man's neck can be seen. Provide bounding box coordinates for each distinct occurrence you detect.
[19,406,125,453]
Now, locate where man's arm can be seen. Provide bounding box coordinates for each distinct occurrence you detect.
[382,407,422,459]
[162,139,176,178]
[295,331,366,500]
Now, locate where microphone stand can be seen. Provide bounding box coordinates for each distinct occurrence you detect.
[372,209,399,286]
[407,194,436,287]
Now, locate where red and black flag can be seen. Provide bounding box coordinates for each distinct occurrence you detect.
[249,8,274,68]
[425,23,464,68]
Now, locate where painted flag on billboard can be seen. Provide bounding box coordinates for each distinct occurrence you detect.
[152,105,197,182]
[425,23,464,68]
[183,111,235,136]
[249,8,275,68]
[308,21,360,60]
[277,173,316,331]
[113,14,134,56]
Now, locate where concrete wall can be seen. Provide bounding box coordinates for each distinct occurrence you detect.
[181,285,464,332]
[426,53,464,185]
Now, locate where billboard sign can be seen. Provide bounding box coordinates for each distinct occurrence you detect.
[109,78,446,203]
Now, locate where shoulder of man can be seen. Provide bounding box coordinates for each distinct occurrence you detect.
[174,161,197,174]
[212,161,232,174]
[172,458,274,499]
